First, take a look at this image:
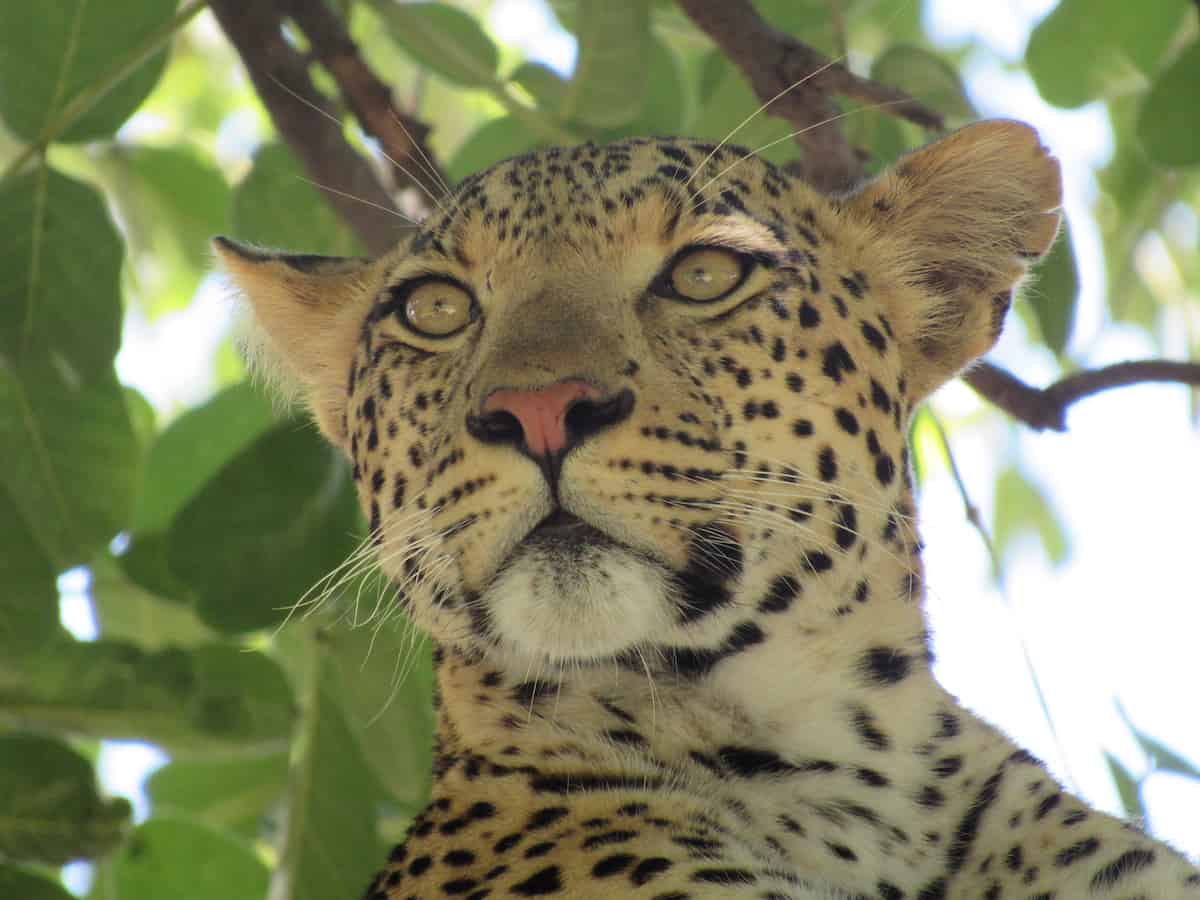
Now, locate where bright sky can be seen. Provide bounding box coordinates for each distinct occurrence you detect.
[69,1,1198,888]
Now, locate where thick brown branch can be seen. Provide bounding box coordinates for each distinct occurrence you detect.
[209,0,406,255]
[965,360,1200,431]
[283,0,449,204]
[675,0,943,193]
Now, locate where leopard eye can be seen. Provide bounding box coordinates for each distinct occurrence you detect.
[403,279,474,337]
[668,247,748,301]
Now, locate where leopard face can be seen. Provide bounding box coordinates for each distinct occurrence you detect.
[218,122,1060,680]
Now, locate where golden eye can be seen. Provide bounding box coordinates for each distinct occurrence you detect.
[404,280,473,337]
[669,247,746,301]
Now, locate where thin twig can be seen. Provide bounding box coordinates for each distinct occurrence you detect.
[675,0,942,192]
[927,411,1078,792]
[208,0,405,255]
[964,360,1200,432]
[926,412,999,582]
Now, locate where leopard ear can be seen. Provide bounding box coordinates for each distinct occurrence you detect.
[212,237,377,445]
[844,120,1062,401]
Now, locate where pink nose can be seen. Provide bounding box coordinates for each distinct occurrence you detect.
[480,380,602,457]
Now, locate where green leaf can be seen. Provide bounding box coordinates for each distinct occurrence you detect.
[1137,41,1200,167]
[133,380,276,535]
[512,61,569,115]
[323,618,434,812]
[0,486,60,659]
[870,45,974,122]
[1027,223,1079,355]
[272,632,383,900]
[1103,752,1145,821]
[0,640,295,754]
[112,819,268,900]
[0,864,74,900]
[562,0,652,128]
[110,144,232,315]
[124,145,229,268]
[122,380,275,604]
[0,0,175,143]
[0,166,136,566]
[1026,0,1189,109]
[168,423,361,634]
[370,1,499,87]
[845,106,913,177]
[1137,731,1200,780]
[992,466,1070,567]
[123,386,158,450]
[1115,702,1200,779]
[447,116,542,184]
[146,753,288,836]
[0,168,123,381]
[698,50,728,108]
[90,553,213,649]
[619,34,688,137]
[0,733,131,864]
[230,143,362,256]
[0,359,140,570]
[115,531,194,604]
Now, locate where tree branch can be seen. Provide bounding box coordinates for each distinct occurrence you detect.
[964,360,1200,431]
[675,0,943,193]
[282,0,449,205]
[208,0,407,255]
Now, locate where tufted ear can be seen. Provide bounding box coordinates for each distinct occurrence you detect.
[212,237,377,446]
[844,120,1062,400]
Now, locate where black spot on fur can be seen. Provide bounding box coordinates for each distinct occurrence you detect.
[673,522,743,623]
[821,341,857,382]
[851,707,890,750]
[859,646,912,686]
[758,575,801,613]
[511,865,562,895]
[1090,849,1155,890]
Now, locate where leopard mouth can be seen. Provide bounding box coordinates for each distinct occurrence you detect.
[524,508,612,550]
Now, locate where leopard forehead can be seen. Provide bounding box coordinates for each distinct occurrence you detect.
[395,138,803,276]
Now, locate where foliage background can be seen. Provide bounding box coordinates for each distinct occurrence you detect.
[0,1,1197,897]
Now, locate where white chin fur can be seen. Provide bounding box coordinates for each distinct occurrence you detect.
[486,545,671,664]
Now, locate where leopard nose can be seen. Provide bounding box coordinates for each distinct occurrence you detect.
[467,379,635,478]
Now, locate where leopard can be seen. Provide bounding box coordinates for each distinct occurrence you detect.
[215,120,1200,899]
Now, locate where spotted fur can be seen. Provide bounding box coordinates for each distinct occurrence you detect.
[217,121,1200,899]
